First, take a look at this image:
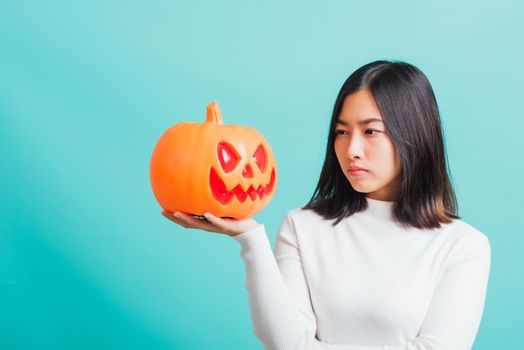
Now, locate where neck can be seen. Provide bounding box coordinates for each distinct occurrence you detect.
[364,196,395,221]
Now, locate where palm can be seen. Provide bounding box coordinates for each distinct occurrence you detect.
[161,210,259,237]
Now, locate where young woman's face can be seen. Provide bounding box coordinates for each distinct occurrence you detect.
[333,89,402,202]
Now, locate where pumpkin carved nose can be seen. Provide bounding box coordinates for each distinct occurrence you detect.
[242,164,254,178]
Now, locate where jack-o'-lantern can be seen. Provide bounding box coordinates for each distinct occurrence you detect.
[149,102,277,219]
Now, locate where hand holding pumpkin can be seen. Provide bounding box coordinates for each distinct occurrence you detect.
[161,210,259,237]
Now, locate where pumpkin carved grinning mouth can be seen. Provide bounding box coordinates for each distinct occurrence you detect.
[210,167,276,205]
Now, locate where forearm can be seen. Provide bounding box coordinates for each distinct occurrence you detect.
[234,224,359,350]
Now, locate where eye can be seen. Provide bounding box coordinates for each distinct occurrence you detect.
[217,141,240,173]
[335,129,381,136]
[252,144,268,172]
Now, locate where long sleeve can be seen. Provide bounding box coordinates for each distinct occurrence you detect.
[341,233,492,350]
[394,233,492,350]
[233,213,357,350]
[232,211,491,350]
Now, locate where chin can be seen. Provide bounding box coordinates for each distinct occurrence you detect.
[349,184,373,194]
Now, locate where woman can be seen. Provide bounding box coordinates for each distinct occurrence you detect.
[162,60,491,349]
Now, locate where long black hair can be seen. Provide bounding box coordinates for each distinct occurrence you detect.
[303,60,460,229]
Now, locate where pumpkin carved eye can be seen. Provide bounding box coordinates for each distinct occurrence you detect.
[253,144,268,172]
[217,141,240,173]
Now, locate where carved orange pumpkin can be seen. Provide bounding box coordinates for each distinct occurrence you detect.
[149,102,277,219]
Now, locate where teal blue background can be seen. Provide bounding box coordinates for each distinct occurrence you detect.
[1,0,522,349]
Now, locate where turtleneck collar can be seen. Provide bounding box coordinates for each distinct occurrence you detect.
[364,196,395,221]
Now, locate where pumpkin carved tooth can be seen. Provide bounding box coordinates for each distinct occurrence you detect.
[247,185,257,201]
[209,167,276,204]
[209,167,234,204]
[264,168,276,194]
[256,186,265,199]
[232,184,248,203]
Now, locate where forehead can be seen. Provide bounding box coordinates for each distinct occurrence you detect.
[336,89,383,125]
[336,117,383,126]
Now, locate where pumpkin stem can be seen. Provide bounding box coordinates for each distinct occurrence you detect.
[206,102,223,125]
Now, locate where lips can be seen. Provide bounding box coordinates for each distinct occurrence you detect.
[210,167,276,205]
[348,166,367,172]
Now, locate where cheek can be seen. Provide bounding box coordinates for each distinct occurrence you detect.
[369,141,397,171]
[379,138,396,158]
[333,141,346,163]
[384,146,401,175]
[393,150,402,174]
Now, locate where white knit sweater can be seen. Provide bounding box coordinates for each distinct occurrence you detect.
[232,197,491,350]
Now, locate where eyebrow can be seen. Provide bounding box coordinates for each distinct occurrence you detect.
[336,117,384,126]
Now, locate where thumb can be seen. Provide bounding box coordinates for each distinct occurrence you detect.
[203,212,228,226]
[203,212,236,235]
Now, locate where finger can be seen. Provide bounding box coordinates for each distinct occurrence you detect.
[161,210,192,222]
[161,210,189,227]
[165,211,228,234]
[180,213,228,232]
[162,211,203,230]
[203,212,227,226]
[203,212,232,234]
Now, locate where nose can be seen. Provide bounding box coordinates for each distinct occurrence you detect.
[346,134,364,159]
[242,163,254,178]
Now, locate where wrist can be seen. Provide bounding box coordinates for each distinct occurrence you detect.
[229,222,261,237]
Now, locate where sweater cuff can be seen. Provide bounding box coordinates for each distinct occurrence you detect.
[231,224,269,249]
